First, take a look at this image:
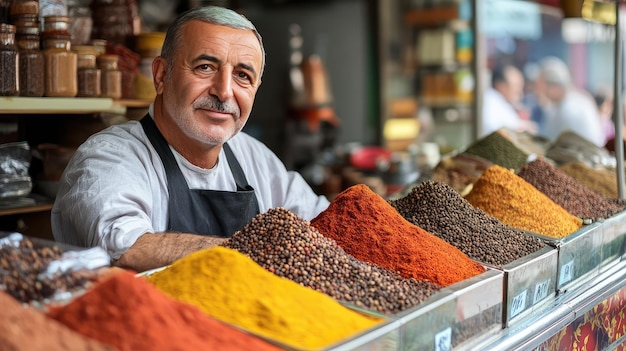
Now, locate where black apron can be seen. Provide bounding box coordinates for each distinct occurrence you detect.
[140,115,259,237]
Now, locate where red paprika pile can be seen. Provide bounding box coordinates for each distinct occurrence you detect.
[311,184,485,286]
[47,270,283,351]
[0,290,116,351]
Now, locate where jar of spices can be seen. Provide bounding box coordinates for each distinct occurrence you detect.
[43,33,77,97]
[16,26,44,97]
[98,54,122,99]
[0,23,19,96]
[43,15,71,35]
[74,46,101,97]
[10,0,39,17]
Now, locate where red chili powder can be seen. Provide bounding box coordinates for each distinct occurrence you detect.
[47,270,283,351]
[311,184,485,286]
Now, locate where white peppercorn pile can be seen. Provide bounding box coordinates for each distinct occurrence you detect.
[517,158,625,221]
[389,180,546,268]
[223,207,441,315]
[0,237,99,304]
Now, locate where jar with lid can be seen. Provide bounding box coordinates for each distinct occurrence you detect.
[98,54,122,99]
[10,0,40,17]
[74,45,100,97]
[42,15,71,35]
[16,26,44,97]
[43,33,77,97]
[0,23,19,96]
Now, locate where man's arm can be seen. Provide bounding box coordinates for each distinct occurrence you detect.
[115,233,228,273]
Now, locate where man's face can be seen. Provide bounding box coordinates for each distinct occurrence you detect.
[155,21,263,147]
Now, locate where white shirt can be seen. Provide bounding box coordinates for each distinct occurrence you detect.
[481,88,528,137]
[542,89,605,147]
[51,117,330,260]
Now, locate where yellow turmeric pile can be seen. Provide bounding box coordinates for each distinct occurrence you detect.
[147,246,381,350]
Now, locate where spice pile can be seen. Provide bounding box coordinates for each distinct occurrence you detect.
[517,158,625,221]
[224,207,441,315]
[311,184,485,286]
[431,152,493,195]
[464,165,583,239]
[389,180,546,267]
[0,290,116,351]
[48,270,282,351]
[560,162,621,200]
[464,131,529,171]
[147,246,381,350]
[0,235,102,303]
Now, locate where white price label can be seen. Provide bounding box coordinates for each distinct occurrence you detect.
[533,279,551,303]
[510,289,528,318]
[434,327,452,351]
[559,260,574,286]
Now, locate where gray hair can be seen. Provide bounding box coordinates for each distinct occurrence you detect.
[160,6,266,77]
[539,56,571,87]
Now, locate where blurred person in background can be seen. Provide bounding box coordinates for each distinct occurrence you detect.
[481,63,537,137]
[593,85,616,145]
[534,56,604,146]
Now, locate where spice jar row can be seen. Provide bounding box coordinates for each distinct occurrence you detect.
[0,23,122,98]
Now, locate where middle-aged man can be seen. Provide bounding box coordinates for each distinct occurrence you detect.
[481,63,537,137]
[52,6,330,272]
[534,56,605,147]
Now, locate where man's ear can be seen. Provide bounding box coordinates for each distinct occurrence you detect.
[153,56,167,95]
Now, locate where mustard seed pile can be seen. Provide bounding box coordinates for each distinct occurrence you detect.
[389,180,546,267]
[517,158,625,221]
[464,131,529,171]
[464,165,583,239]
[223,207,441,315]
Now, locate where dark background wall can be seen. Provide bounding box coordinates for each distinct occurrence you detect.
[240,0,378,158]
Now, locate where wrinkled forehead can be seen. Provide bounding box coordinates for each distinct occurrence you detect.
[179,21,263,69]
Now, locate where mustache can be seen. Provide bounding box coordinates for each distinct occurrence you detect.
[192,96,240,117]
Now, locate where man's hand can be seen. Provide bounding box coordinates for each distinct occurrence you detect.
[116,233,229,273]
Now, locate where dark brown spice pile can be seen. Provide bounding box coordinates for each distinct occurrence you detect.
[518,158,625,221]
[0,237,100,304]
[559,162,622,200]
[389,180,546,267]
[224,207,441,315]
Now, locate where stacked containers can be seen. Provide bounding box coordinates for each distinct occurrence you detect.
[15,25,44,96]
[42,15,77,97]
[0,23,19,96]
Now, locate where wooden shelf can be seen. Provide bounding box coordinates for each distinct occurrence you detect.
[0,97,127,115]
[405,5,460,27]
[115,99,152,108]
[0,202,53,216]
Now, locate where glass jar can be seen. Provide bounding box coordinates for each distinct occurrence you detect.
[43,33,77,97]
[0,23,19,96]
[10,0,40,17]
[98,54,121,99]
[10,14,40,30]
[75,47,100,97]
[16,26,44,97]
[43,15,71,34]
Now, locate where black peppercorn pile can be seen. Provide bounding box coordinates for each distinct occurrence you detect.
[223,207,441,315]
[518,158,625,221]
[0,237,99,304]
[389,180,546,268]
[464,131,529,171]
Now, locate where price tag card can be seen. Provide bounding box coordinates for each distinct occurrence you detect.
[533,278,551,304]
[434,327,452,351]
[510,289,528,318]
[559,260,574,286]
